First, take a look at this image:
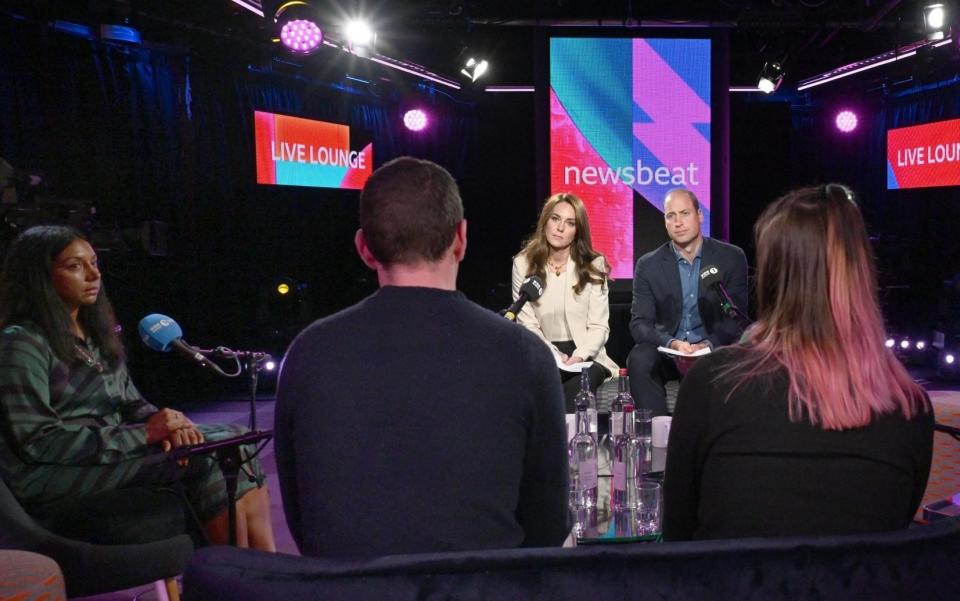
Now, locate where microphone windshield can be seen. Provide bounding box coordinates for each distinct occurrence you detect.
[520,275,545,301]
[699,265,722,288]
[138,314,183,352]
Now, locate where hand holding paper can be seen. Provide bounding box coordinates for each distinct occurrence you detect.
[657,345,708,376]
[554,349,593,373]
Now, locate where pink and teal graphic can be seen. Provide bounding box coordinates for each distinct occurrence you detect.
[254,110,374,190]
[550,37,712,279]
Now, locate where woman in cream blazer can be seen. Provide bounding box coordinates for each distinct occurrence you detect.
[512,192,618,411]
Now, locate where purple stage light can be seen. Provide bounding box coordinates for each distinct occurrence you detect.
[835,110,858,133]
[403,109,428,132]
[280,19,322,54]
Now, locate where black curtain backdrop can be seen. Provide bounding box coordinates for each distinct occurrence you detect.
[785,78,960,331]
[0,16,490,401]
[3,12,960,401]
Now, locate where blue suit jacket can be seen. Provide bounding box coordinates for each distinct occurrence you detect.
[629,237,749,350]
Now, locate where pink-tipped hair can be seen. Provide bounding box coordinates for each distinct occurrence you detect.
[727,184,927,430]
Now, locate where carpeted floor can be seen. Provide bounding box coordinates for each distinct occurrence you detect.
[921,390,960,521]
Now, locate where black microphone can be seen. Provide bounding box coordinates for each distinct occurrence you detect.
[699,265,750,332]
[138,314,227,376]
[503,275,545,321]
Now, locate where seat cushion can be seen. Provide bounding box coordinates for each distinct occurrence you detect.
[0,550,65,601]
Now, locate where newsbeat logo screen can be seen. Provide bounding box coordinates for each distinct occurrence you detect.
[550,37,712,279]
[254,111,374,190]
[887,118,960,190]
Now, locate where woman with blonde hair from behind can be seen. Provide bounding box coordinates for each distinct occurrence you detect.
[663,184,933,540]
[513,192,618,411]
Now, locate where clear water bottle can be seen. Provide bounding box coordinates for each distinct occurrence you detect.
[611,401,630,511]
[610,368,632,439]
[572,367,597,444]
[568,398,598,535]
[622,404,649,510]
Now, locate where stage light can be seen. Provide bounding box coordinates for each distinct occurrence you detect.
[885,338,896,348]
[757,62,784,94]
[344,19,375,55]
[461,57,489,83]
[835,110,858,133]
[917,340,927,350]
[947,353,956,364]
[403,109,428,132]
[280,19,323,54]
[275,277,307,297]
[264,360,277,371]
[274,1,323,55]
[924,4,948,40]
[900,339,911,349]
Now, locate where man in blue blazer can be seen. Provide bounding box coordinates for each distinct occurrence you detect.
[627,189,748,416]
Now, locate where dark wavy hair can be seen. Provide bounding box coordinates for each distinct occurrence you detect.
[0,225,124,367]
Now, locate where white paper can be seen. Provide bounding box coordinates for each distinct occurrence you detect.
[657,345,711,357]
[554,349,593,373]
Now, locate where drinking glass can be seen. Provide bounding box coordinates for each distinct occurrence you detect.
[635,408,653,443]
[636,481,662,535]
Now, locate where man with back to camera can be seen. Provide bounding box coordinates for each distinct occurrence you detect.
[274,156,569,558]
[627,188,748,416]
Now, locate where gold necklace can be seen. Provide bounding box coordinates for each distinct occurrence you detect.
[547,257,567,276]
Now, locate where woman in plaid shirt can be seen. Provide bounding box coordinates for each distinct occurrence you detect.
[0,225,275,550]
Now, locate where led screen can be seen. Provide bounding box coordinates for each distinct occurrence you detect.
[254,111,374,190]
[887,118,960,190]
[550,37,712,279]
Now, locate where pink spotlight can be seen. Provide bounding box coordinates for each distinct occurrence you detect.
[403,109,428,132]
[280,19,322,54]
[835,110,858,133]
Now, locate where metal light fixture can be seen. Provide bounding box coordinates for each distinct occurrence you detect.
[274,1,323,55]
[461,57,490,82]
[343,18,375,56]
[403,109,428,132]
[835,110,859,133]
[757,61,784,94]
[923,3,948,41]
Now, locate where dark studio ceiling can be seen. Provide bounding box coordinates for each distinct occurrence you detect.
[4,0,959,97]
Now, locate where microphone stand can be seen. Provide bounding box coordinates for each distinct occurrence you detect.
[238,351,272,431]
[177,346,274,545]
[935,422,960,442]
[202,347,273,431]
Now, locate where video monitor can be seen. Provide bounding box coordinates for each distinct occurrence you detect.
[254,110,374,190]
[547,35,717,279]
[887,117,960,190]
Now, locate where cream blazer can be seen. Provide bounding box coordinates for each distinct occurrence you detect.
[511,253,619,375]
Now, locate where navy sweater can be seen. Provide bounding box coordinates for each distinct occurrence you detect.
[276,286,569,557]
